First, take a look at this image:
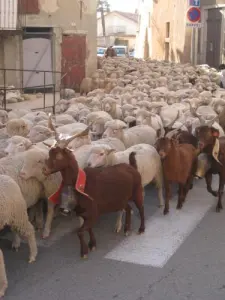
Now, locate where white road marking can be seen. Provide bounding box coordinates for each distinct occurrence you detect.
[105,182,215,268]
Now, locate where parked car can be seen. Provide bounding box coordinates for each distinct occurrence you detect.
[112,45,129,57]
[97,47,106,57]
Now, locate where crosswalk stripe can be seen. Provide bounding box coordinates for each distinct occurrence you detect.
[104,181,214,268]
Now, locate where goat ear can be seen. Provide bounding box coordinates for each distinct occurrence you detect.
[211,127,220,137]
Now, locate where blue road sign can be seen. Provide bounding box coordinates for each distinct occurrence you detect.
[189,0,200,7]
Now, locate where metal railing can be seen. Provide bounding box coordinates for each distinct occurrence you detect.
[0,68,62,113]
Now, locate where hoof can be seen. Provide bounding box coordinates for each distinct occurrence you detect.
[176,204,182,210]
[29,257,36,263]
[41,233,50,239]
[216,206,223,213]
[81,254,88,259]
[124,231,130,237]
[114,227,122,234]
[12,246,19,252]
[138,228,145,234]
[212,191,218,197]
[163,209,169,215]
[90,246,96,252]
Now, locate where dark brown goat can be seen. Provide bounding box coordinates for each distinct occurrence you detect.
[155,138,197,215]
[43,115,145,258]
[195,125,225,212]
[165,128,198,148]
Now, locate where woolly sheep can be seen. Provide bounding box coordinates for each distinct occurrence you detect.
[0,174,38,263]
[80,77,93,95]
[0,249,7,297]
[5,118,30,137]
[102,97,122,119]
[102,120,157,148]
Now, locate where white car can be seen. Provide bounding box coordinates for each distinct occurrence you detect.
[112,46,129,57]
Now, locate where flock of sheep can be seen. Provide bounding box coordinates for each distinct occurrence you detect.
[0,56,225,296]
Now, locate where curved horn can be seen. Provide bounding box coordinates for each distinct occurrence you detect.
[64,127,90,147]
[187,102,205,125]
[166,110,180,129]
[205,115,218,127]
[43,141,54,148]
[165,128,180,139]
[48,113,60,142]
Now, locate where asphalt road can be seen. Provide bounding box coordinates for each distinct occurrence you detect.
[1,177,225,300]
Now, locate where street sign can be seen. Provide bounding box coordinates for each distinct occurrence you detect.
[189,0,200,7]
[187,6,201,23]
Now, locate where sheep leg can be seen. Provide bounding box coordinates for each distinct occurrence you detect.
[11,232,21,251]
[205,171,218,197]
[164,181,172,215]
[124,205,132,236]
[13,215,38,263]
[42,201,55,239]
[177,184,185,210]
[88,228,96,251]
[0,249,7,298]
[114,210,124,233]
[216,174,224,212]
[77,224,89,259]
[34,200,44,231]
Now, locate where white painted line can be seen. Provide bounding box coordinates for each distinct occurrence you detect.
[105,182,214,268]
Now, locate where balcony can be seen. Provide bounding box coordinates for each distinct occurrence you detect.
[106,26,126,35]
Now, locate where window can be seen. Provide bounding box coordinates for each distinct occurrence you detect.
[166,22,170,38]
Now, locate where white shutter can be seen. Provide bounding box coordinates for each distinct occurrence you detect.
[0,0,18,30]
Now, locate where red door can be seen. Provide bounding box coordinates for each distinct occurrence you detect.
[61,34,86,91]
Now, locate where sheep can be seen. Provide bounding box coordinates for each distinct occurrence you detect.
[27,125,53,143]
[102,97,122,119]
[0,154,44,233]
[155,137,197,215]
[0,110,8,124]
[42,137,145,258]
[4,135,33,155]
[87,143,164,208]
[195,125,225,212]
[60,88,76,100]
[86,111,112,139]
[5,118,30,137]
[102,120,157,148]
[0,174,38,263]
[0,249,7,297]
[80,77,93,95]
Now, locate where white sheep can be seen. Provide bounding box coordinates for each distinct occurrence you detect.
[5,118,30,137]
[0,174,38,263]
[0,249,7,297]
[102,120,157,148]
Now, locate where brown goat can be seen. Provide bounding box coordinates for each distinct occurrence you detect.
[155,137,197,215]
[165,128,198,148]
[43,115,145,258]
[195,125,225,212]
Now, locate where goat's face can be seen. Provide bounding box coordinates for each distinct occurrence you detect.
[155,137,173,159]
[43,146,72,175]
[195,126,219,150]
